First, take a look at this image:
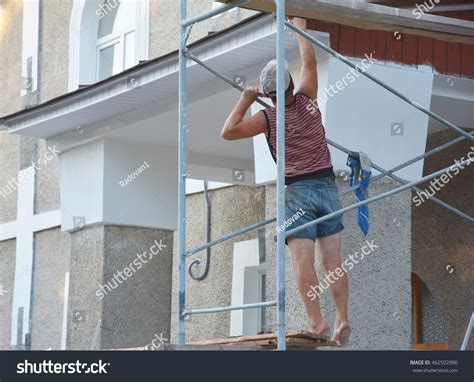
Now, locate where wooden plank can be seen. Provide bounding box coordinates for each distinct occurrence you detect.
[417,36,434,67]
[433,40,447,74]
[447,42,462,75]
[326,23,340,51]
[386,30,403,62]
[461,44,474,79]
[370,30,387,62]
[190,330,333,346]
[412,343,449,350]
[217,0,474,44]
[339,25,356,56]
[402,34,418,66]
[354,28,371,57]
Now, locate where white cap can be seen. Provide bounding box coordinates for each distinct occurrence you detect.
[259,59,291,95]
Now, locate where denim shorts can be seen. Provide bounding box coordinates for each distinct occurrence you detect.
[284,178,344,243]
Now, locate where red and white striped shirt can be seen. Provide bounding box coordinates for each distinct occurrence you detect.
[262,93,333,184]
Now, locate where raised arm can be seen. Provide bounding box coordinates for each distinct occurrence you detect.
[221,87,267,141]
[291,18,318,100]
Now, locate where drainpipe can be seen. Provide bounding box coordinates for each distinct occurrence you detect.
[189,181,211,281]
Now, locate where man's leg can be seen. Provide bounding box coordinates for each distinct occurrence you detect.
[288,237,329,335]
[316,232,351,345]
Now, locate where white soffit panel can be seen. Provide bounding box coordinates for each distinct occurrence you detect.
[3,15,327,140]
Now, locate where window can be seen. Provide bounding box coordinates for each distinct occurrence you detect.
[96,0,138,81]
[69,0,149,90]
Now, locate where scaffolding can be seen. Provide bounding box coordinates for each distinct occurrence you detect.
[178,0,474,351]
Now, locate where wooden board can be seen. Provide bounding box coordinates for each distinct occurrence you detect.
[189,330,339,349]
[217,0,474,44]
[111,331,339,351]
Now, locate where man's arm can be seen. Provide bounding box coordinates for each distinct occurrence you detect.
[221,87,267,141]
[292,18,318,100]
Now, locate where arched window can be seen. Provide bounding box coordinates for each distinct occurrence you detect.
[69,0,149,90]
[96,0,138,80]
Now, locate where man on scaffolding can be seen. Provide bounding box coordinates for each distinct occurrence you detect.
[221,17,350,346]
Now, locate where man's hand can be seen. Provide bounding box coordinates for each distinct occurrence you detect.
[241,86,260,104]
[289,17,306,31]
[221,86,267,140]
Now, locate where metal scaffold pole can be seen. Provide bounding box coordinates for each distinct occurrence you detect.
[177,0,187,345]
[175,0,471,350]
[275,0,287,351]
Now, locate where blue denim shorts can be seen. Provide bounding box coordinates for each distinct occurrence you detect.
[284,178,344,243]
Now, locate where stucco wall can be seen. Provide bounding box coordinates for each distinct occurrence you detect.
[412,128,474,350]
[30,228,71,350]
[67,225,173,350]
[265,177,412,350]
[149,1,257,59]
[0,239,16,350]
[0,0,23,116]
[170,185,266,343]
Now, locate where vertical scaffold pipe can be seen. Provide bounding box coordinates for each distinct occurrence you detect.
[276,0,287,351]
[177,0,187,345]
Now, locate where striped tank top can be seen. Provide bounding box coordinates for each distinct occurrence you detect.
[262,93,334,184]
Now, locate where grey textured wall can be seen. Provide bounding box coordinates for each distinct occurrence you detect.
[0,0,23,117]
[0,239,16,349]
[148,1,257,59]
[265,177,412,350]
[412,128,474,350]
[31,228,71,350]
[170,185,266,343]
[67,225,173,350]
[0,0,23,223]
[419,281,448,344]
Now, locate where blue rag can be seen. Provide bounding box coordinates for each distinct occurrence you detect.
[346,151,372,236]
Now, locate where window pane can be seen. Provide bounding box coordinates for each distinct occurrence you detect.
[98,0,120,38]
[98,44,116,80]
[124,31,136,69]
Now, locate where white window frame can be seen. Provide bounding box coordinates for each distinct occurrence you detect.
[96,26,136,81]
[69,0,149,91]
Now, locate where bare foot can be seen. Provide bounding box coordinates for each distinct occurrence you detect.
[309,321,330,337]
[332,321,351,347]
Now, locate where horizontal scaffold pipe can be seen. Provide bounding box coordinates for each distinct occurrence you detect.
[331,137,474,222]
[184,53,473,257]
[285,158,473,237]
[184,300,277,316]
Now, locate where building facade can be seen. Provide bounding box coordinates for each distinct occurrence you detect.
[0,0,472,350]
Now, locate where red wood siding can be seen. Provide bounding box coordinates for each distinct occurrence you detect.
[308,21,474,79]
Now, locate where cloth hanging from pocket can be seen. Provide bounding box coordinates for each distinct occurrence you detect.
[346,151,372,236]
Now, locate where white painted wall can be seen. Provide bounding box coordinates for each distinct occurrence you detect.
[230,239,262,337]
[102,139,178,230]
[59,140,105,231]
[59,139,179,231]
[253,57,434,184]
[326,57,432,182]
